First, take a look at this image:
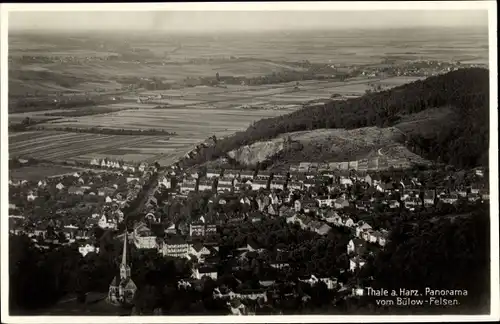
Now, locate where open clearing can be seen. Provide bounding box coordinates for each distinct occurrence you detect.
[229,126,432,167]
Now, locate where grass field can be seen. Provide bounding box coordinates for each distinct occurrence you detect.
[9,164,86,182]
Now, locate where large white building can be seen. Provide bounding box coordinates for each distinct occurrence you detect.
[161,237,190,258]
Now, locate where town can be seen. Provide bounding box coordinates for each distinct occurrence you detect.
[8,154,490,314]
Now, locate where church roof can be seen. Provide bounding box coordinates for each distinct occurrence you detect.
[120,278,137,289]
[110,275,119,287]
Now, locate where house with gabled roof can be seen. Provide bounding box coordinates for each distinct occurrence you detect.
[423,190,436,207]
[317,196,334,208]
[180,179,197,194]
[334,197,350,209]
[405,197,422,209]
[349,256,366,272]
[268,204,279,216]
[251,179,268,191]
[376,229,390,246]
[440,194,459,205]
[479,189,489,200]
[239,170,255,180]
[288,181,303,191]
[300,200,318,214]
[323,210,341,225]
[340,215,355,227]
[256,170,273,180]
[223,169,241,179]
[27,191,38,202]
[388,200,400,209]
[355,221,372,238]
[198,179,214,192]
[206,169,222,179]
[362,229,378,243]
[269,180,286,191]
[162,236,190,258]
[273,172,288,180]
[315,223,332,236]
[269,192,281,205]
[303,179,316,189]
[347,238,367,255]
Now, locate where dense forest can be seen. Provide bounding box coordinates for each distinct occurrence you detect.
[354,203,490,314]
[182,68,489,169]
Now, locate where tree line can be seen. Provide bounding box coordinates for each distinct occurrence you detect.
[30,126,177,136]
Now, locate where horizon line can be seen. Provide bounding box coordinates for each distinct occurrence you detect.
[9,24,489,34]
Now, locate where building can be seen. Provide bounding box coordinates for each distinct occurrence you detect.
[27,191,38,202]
[198,179,214,192]
[355,222,372,238]
[218,177,234,187]
[180,179,197,194]
[251,180,268,191]
[423,190,436,207]
[107,231,137,306]
[349,256,366,272]
[223,169,241,179]
[288,181,303,191]
[405,197,422,209]
[269,180,286,191]
[134,234,158,250]
[347,238,366,255]
[191,266,218,280]
[189,216,217,237]
[256,170,273,180]
[317,196,334,208]
[273,172,288,181]
[239,170,255,180]
[78,244,100,257]
[441,194,459,205]
[159,176,173,189]
[98,187,116,197]
[161,236,190,258]
[206,169,222,179]
[334,197,350,209]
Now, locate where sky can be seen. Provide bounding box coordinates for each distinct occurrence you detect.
[8,10,489,33]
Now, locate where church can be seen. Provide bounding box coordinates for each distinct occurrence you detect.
[107,231,137,306]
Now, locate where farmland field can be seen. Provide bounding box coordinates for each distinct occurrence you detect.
[8,27,488,166]
[9,131,176,164]
[4,75,461,165]
[9,164,86,182]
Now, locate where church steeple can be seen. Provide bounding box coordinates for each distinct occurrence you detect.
[120,230,131,280]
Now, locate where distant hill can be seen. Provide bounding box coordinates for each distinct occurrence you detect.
[184,68,489,169]
[227,127,432,170]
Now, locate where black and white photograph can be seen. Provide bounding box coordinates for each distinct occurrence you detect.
[1,2,498,323]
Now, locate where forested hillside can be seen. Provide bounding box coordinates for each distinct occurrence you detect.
[184,68,489,169]
[353,204,490,314]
